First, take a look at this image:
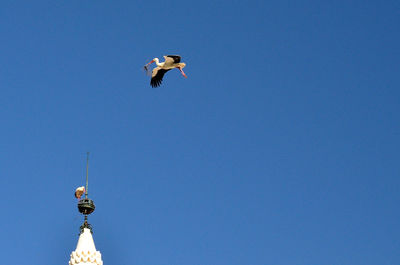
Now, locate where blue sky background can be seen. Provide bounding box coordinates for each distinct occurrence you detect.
[0,1,399,264]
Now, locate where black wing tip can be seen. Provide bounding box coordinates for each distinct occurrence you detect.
[150,68,169,88]
[166,55,181,63]
[150,79,162,88]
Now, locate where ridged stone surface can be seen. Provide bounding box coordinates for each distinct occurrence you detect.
[69,250,103,265]
[69,228,103,265]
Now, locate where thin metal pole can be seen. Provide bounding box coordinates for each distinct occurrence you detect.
[85,152,89,198]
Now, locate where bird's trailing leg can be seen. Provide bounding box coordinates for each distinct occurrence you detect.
[178,67,187,78]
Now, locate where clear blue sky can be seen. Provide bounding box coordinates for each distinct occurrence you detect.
[0,1,399,264]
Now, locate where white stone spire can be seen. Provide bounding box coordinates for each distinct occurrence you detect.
[69,228,103,265]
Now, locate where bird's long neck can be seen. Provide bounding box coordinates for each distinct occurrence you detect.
[154,58,163,67]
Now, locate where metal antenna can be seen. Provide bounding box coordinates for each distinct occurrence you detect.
[78,152,95,234]
[85,152,89,199]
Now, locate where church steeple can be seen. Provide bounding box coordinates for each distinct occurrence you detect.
[69,153,103,265]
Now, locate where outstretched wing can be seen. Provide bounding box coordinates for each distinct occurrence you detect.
[151,67,170,87]
[164,55,181,64]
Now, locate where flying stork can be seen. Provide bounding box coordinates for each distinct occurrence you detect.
[144,55,187,87]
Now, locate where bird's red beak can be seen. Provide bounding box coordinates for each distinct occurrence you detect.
[179,68,187,78]
[146,59,155,65]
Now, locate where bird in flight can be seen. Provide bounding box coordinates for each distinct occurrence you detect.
[144,55,187,87]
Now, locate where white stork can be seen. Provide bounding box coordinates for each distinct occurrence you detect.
[75,186,85,200]
[144,55,187,87]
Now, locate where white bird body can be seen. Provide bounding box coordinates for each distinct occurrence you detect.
[144,55,187,87]
[75,186,85,200]
[153,58,164,67]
